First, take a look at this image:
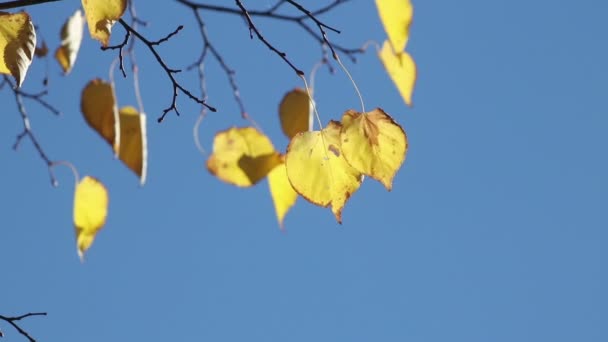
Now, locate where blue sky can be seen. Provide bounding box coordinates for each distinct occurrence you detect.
[1,0,607,341]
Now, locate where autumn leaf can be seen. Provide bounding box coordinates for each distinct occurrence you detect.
[55,9,84,74]
[375,0,413,52]
[278,88,313,139]
[73,176,109,261]
[378,40,416,107]
[285,121,362,223]
[80,78,120,152]
[82,0,127,47]
[207,127,281,187]
[267,160,298,229]
[0,11,36,87]
[118,106,147,185]
[340,108,407,191]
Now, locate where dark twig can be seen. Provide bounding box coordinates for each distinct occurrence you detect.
[4,76,58,185]
[235,0,304,76]
[101,30,131,78]
[0,312,47,342]
[0,0,60,10]
[110,19,216,122]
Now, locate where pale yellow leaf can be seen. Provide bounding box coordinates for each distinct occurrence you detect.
[285,121,362,223]
[82,0,127,47]
[80,78,120,152]
[379,40,416,107]
[0,11,36,87]
[55,9,84,74]
[278,88,313,139]
[73,176,109,261]
[207,127,281,187]
[375,0,413,52]
[118,106,147,185]
[340,108,407,191]
[267,160,298,229]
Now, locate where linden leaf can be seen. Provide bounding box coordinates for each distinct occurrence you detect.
[73,176,109,261]
[0,11,36,87]
[285,121,362,223]
[207,127,281,187]
[378,40,416,107]
[278,88,313,139]
[55,9,84,74]
[80,78,120,152]
[267,160,298,229]
[118,106,147,185]
[375,0,413,52]
[82,0,127,47]
[340,108,407,191]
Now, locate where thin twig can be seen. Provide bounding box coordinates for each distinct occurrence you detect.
[0,0,60,10]
[0,312,46,342]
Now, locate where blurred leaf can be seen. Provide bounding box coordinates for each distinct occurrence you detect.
[73,176,109,261]
[207,127,281,187]
[0,11,36,87]
[34,39,48,57]
[267,160,298,229]
[81,0,127,47]
[375,0,413,52]
[285,121,362,223]
[118,106,147,185]
[378,40,416,107]
[55,9,84,74]
[278,88,312,139]
[80,78,120,152]
[340,108,407,191]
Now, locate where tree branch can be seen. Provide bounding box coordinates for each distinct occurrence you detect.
[0,312,46,342]
[0,0,61,10]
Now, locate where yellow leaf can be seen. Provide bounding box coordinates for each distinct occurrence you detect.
[207,127,281,187]
[82,0,127,47]
[73,176,109,261]
[118,106,147,185]
[340,108,407,191]
[285,121,362,223]
[0,11,36,87]
[375,0,413,52]
[278,88,312,139]
[267,160,298,229]
[378,40,416,107]
[55,9,84,74]
[80,78,120,152]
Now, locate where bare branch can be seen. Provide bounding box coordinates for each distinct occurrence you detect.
[0,0,61,10]
[0,312,46,342]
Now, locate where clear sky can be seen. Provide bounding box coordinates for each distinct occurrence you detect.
[1,0,607,341]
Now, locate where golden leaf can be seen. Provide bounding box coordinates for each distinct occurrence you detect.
[73,176,109,261]
[81,0,127,47]
[340,108,407,191]
[278,88,312,139]
[55,9,84,74]
[207,127,281,187]
[80,78,120,152]
[267,160,298,229]
[378,40,416,107]
[118,106,147,185]
[285,121,362,223]
[0,11,36,87]
[375,0,413,52]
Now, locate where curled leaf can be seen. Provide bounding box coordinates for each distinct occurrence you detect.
[267,160,298,229]
[278,88,313,139]
[285,121,362,223]
[378,40,416,107]
[375,0,413,52]
[340,108,407,191]
[80,78,120,152]
[73,176,109,261]
[0,11,36,87]
[207,127,281,187]
[118,106,147,185]
[82,0,127,47]
[55,9,85,74]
